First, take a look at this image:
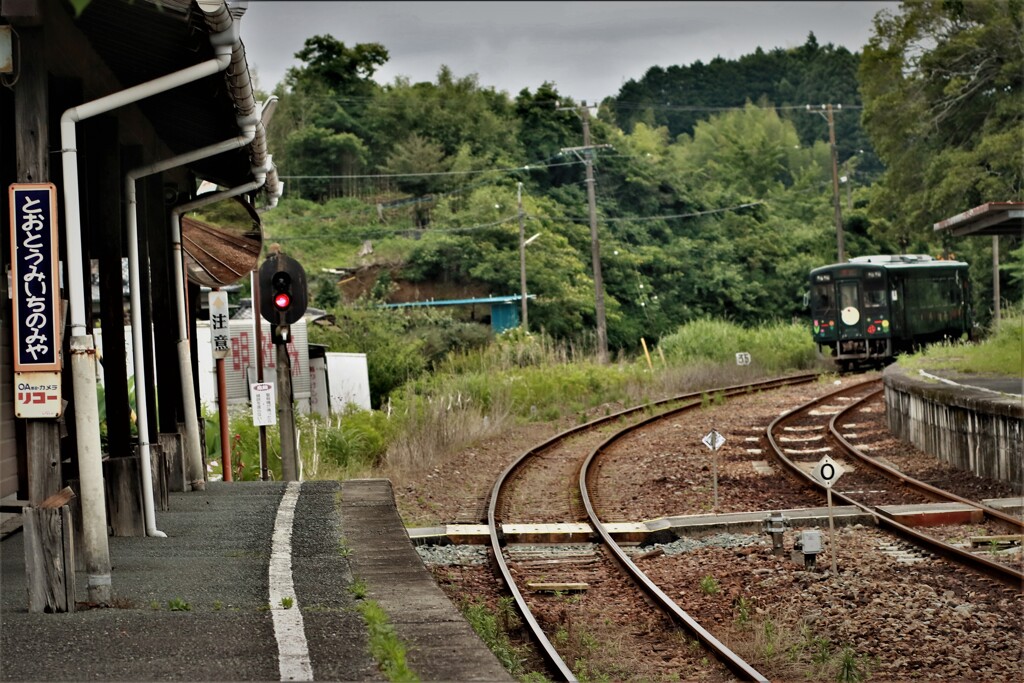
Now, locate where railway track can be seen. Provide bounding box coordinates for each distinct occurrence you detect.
[766,378,1024,585]
[417,370,1022,681]
[488,374,816,681]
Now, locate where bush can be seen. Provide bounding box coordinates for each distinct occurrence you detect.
[659,318,818,372]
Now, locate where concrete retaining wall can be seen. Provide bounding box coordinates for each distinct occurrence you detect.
[883,365,1022,485]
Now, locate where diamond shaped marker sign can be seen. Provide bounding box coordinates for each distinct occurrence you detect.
[702,429,726,451]
[812,455,844,488]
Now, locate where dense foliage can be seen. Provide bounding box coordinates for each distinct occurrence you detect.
[610,33,877,172]
[257,10,1020,373]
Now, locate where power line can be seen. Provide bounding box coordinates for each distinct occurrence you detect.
[563,202,765,224]
[279,158,582,180]
[610,100,860,112]
[265,213,522,240]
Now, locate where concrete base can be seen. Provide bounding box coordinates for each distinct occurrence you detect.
[877,502,983,527]
[884,365,1023,485]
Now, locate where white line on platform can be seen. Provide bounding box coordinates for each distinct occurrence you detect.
[918,369,1022,397]
[270,482,313,681]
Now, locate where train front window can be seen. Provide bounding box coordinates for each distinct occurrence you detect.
[839,282,859,311]
[812,283,834,311]
[864,279,886,308]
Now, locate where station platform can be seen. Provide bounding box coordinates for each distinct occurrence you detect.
[0,479,511,682]
[883,364,1023,486]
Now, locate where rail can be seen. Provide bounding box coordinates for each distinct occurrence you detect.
[488,373,816,680]
[765,379,1024,587]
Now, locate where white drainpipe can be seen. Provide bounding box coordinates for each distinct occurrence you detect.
[125,122,258,535]
[59,3,240,592]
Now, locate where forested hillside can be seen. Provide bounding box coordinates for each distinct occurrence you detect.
[248,1,1021,358]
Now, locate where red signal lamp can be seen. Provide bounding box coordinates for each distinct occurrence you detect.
[273,292,291,311]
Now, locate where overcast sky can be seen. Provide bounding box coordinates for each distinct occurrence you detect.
[240,1,897,102]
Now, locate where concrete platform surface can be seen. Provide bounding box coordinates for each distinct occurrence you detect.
[1,479,509,682]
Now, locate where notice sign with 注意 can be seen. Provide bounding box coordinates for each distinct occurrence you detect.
[9,183,61,372]
[209,290,230,359]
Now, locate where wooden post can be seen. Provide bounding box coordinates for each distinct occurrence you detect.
[86,116,132,458]
[640,338,653,371]
[147,176,181,434]
[160,431,187,492]
[138,175,161,440]
[22,488,77,613]
[277,338,298,481]
[15,27,62,505]
[103,456,144,537]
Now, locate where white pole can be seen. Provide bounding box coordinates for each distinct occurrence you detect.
[125,130,257,532]
[827,487,838,574]
[60,47,234,589]
[170,177,268,489]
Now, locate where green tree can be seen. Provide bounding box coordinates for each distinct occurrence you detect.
[287,35,388,95]
[860,0,1024,248]
[270,35,389,200]
[283,126,368,201]
[383,133,451,198]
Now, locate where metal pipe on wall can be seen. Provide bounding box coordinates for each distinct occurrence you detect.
[57,0,269,587]
[60,33,237,598]
[124,126,257,534]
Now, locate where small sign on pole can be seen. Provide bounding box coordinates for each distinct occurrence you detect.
[811,455,844,574]
[702,429,726,511]
[251,382,276,426]
[209,290,230,359]
[14,372,61,418]
[702,429,726,451]
[811,455,844,488]
[735,352,751,366]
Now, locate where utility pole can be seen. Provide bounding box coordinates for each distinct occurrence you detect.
[808,104,846,263]
[561,101,612,363]
[517,182,528,331]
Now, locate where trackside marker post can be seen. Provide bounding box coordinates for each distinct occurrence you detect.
[811,455,844,573]
[702,429,726,511]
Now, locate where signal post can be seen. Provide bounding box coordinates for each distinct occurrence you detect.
[258,252,308,481]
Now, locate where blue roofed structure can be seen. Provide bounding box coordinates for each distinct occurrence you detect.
[382,295,535,333]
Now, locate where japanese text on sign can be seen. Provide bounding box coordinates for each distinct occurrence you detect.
[231,330,300,376]
[251,382,276,426]
[209,290,230,359]
[9,184,61,372]
[14,372,61,418]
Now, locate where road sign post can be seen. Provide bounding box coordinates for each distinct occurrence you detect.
[702,429,726,511]
[811,455,844,574]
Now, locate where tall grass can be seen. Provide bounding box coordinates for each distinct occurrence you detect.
[220,319,823,485]
[898,310,1023,375]
[207,405,392,482]
[383,385,513,479]
[659,317,820,372]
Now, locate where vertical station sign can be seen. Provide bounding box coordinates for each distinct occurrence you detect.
[208,290,230,359]
[9,183,62,418]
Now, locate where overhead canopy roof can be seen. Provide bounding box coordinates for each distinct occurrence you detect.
[61,0,261,189]
[933,202,1024,237]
